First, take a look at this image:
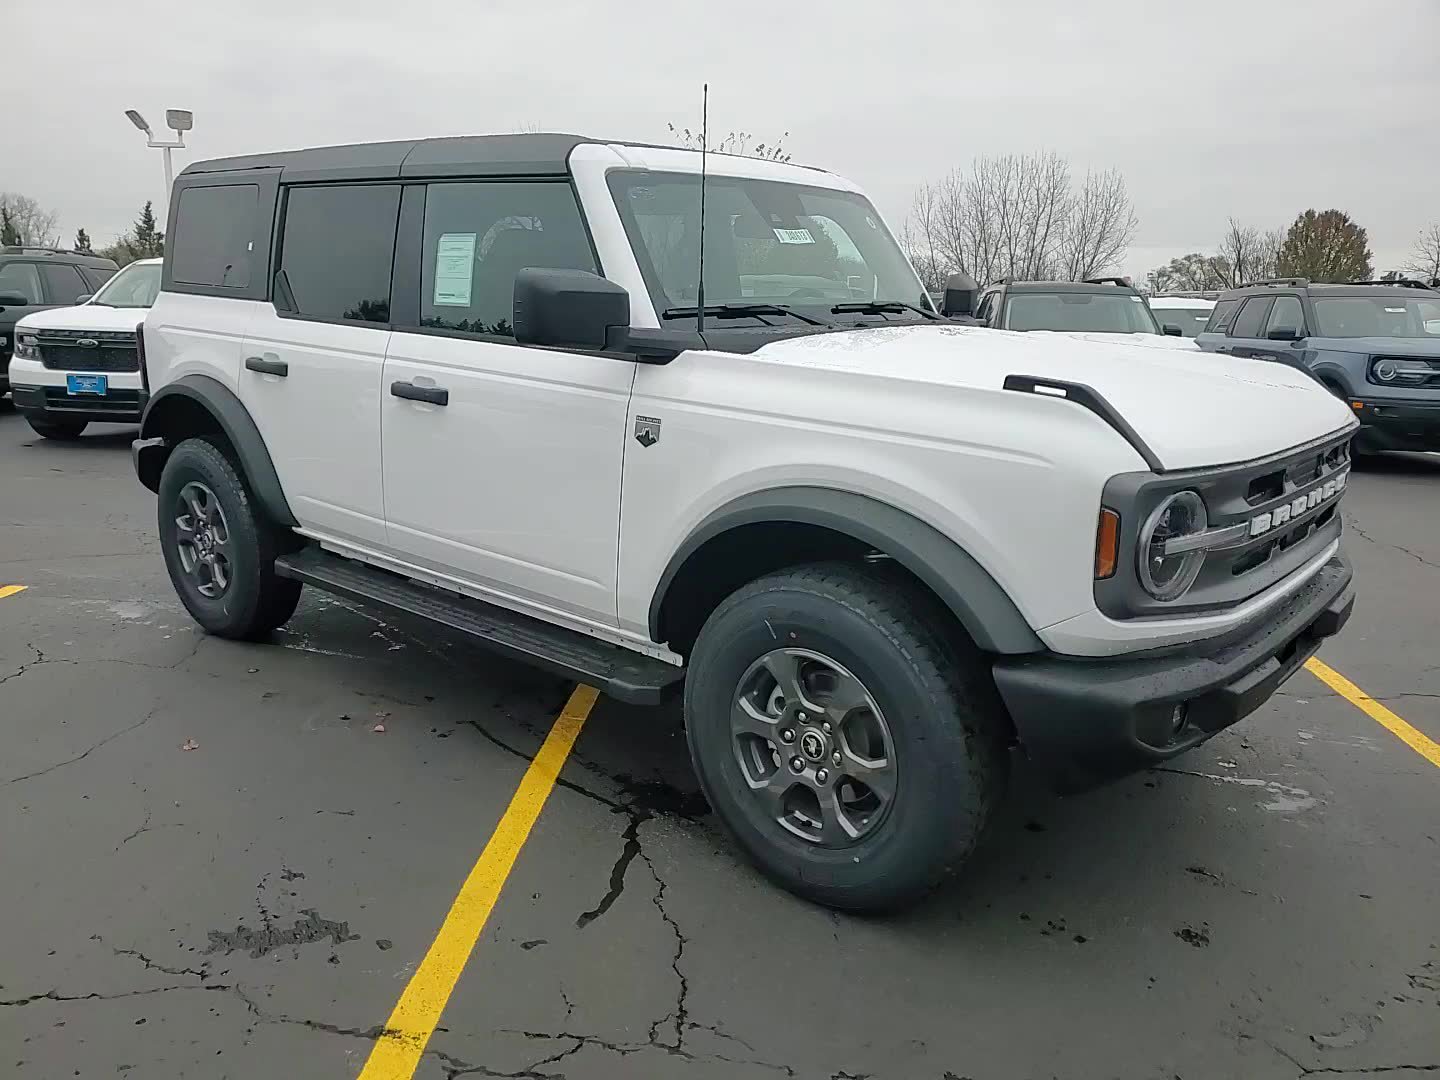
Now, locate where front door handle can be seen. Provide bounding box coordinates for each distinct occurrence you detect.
[390,381,449,407]
[245,356,288,377]
[1215,344,1233,354]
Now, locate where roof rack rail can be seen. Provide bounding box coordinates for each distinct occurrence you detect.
[1081,276,1132,288]
[1345,278,1436,291]
[0,245,86,257]
[1239,277,1309,288]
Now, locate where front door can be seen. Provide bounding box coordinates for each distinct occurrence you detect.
[380,178,632,630]
[239,183,400,549]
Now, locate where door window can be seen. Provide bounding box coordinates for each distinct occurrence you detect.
[1265,295,1306,337]
[171,184,259,288]
[40,264,87,304]
[278,184,401,324]
[1205,298,1239,333]
[0,262,43,303]
[411,181,597,339]
[1229,297,1272,338]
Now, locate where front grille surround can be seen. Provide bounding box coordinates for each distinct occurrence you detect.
[35,329,140,373]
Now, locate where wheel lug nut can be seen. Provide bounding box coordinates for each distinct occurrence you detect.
[815,769,829,784]
[780,728,795,743]
[797,711,807,722]
[831,751,842,765]
[822,721,832,734]
[790,757,804,773]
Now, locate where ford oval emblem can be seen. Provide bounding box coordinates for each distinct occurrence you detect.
[76,337,99,348]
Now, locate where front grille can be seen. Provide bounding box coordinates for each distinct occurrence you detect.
[36,329,139,373]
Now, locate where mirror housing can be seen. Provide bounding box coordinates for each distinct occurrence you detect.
[514,268,630,352]
[0,291,31,308]
[75,293,92,304]
[940,272,978,319]
[1267,326,1301,342]
[1162,323,1183,336]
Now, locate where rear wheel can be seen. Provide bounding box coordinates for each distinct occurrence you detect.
[158,437,302,640]
[26,415,87,440]
[685,563,1008,912]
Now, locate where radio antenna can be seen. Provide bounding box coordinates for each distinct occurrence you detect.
[695,83,708,336]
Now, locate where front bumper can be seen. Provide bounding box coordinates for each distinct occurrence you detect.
[11,383,147,423]
[1350,399,1440,452]
[992,554,1353,792]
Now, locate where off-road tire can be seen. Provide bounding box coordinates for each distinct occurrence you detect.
[685,562,1009,912]
[27,415,87,440]
[158,437,302,640]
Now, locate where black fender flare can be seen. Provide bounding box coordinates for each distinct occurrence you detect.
[1308,360,1354,397]
[137,374,297,528]
[650,487,1043,655]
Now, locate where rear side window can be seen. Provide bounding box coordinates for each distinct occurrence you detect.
[0,262,43,303]
[40,264,87,304]
[278,184,400,324]
[1266,295,1306,335]
[1229,297,1272,338]
[1206,299,1240,333]
[412,181,596,339]
[79,267,115,291]
[171,184,258,288]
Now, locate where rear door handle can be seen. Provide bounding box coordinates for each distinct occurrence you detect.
[390,381,449,407]
[245,356,288,377]
[1215,344,1233,354]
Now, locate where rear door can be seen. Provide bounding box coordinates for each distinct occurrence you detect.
[38,264,89,307]
[1221,295,1272,359]
[1249,294,1311,370]
[240,183,399,550]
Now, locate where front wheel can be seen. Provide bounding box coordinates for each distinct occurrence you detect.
[27,415,87,440]
[157,438,302,640]
[684,563,1009,912]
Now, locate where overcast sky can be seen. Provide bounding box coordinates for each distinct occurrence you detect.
[8,0,1438,278]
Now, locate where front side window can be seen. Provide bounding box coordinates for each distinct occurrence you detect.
[1149,305,1213,337]
[609,170,928,321]
[416,181,597,338]
[1004,291,1161,334]
[0,262,43,303]
[91,261,162,308]
[171,184,258,288]
[1229,297,1272,338]
[1206,298,1240,333]
[279,184,400,324]
[1312,295,1440,339]
[40,264,87,304]
[1265,295,1306,336]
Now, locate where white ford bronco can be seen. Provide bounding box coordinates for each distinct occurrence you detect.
[133,134,1357,911]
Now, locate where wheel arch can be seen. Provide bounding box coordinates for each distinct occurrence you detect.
[136,374,297,528]
[650,487,1042,657]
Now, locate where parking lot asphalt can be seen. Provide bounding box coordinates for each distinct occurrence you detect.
[1,412,1437,1080]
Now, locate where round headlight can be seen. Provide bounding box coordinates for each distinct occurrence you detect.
[1139,490,1208,601]
[1374,359,1398,382]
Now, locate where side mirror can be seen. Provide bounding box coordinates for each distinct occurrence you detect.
[1162,323,1183,336]
[0,291,31,308]
[75,293,92,304]
[940,272,978,319]
[1267,326,1301,342]
[513,268,630,352]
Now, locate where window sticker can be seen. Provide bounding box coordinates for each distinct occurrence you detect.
[433,232,477,306]
[773,228,815,245]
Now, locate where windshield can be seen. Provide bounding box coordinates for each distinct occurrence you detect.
[1004,291,1161,334]
[1312,295,1440,339]
[608,170,930,320]
[91,261,161,308]
[1149,305,1214,338]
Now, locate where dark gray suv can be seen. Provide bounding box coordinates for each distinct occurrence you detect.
[1196,278,1440,455]
[0,246,119,406]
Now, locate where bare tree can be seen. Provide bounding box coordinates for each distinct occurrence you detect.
[1146,252,1227,293]
[0,192,60,247]
[900,183,949,292]
[1404,222,1440,283]
[666,123,791,162]
[1057,169,1138,281]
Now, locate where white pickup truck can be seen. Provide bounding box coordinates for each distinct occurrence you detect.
[132,134,1357,910]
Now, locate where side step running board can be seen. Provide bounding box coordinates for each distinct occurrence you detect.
[274,547,685,705]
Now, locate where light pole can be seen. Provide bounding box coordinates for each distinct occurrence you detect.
[125,108,194,214]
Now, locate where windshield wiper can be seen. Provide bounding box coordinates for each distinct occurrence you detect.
[662,303,830,327]
[831,300,940,321]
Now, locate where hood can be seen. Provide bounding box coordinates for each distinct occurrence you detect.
[1318,336,1440,358]
[1045,330,1202,352]
[754,324,1357,472]
[14,303,149,334]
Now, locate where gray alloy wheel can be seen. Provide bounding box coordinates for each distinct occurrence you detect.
[173,480,233,598]
[730,647,897,847]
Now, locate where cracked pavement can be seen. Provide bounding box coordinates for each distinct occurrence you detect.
[1,416,1437,1079]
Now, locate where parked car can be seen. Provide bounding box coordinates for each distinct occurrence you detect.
[1148,295,1216,338]
[134,134,1357,911]
[7,259,162,439]
[1196,277,1440,455]
[0,246,118,409]
[970,277,1185,338]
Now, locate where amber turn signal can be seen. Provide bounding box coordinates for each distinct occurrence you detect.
[1095,508,1120,579]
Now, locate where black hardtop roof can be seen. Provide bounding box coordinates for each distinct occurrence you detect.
[181,132,830,184]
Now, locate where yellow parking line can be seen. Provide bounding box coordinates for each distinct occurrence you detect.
[0,585,29,601]
[1306,657,1440,770]
[357,683,598,1080]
